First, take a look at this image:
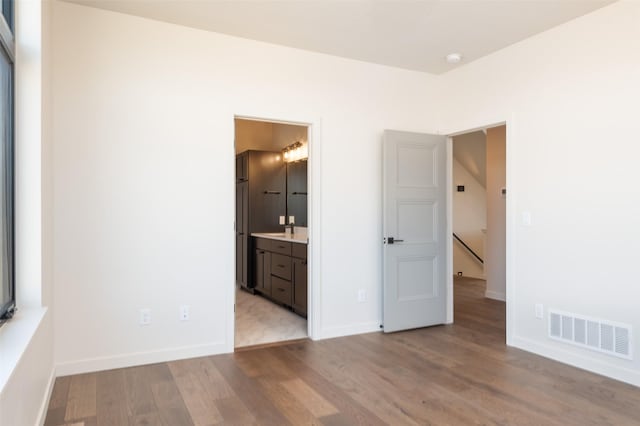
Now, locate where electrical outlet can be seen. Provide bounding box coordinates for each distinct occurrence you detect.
[535,304,544,319]
[289,215,295,224]
[139,309,151,326]
[522,211,532,227]
[180,305,190,321]
[279,216,286,225]
[357,289,366,303]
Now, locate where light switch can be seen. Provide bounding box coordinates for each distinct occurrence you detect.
[279,216,285,225]
[522,211,532,227]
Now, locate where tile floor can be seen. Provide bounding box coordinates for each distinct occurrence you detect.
[234,287,307,348]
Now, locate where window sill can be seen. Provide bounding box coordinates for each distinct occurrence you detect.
[0,306,47,394]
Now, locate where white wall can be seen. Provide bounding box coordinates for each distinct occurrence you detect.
[49,0,640,389]
[452,157,485,279]
[440,1,640,386]
[485,126,506,300]
[51,2,440,374]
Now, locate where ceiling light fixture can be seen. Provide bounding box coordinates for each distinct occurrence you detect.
[445,53,463,64]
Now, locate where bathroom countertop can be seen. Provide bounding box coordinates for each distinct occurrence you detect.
[251,231,308,244]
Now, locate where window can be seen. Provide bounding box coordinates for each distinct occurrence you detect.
[0,0,13,325]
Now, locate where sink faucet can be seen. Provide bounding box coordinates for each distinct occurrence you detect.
[287,223,295,234]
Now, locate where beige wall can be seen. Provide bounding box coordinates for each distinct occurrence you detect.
[234,119,273,154]
[452,157,486,279]
[485,126,506,300]
[235,119,308,154]
[272,122,307,147]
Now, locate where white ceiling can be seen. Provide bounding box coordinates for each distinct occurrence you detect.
[66,0,615,74]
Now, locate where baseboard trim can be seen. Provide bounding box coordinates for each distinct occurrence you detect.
[485,290,506,301]
[56,341,227,377]
[37,367,56,426]
[511,335,640,388]
[319,321,381,340]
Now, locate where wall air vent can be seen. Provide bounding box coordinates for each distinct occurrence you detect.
[549,310,632,360]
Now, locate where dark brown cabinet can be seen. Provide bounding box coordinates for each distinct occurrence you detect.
[254,248,271,295]
[292,256,307,316]
[252,237,307,318]
[235,151,286,290]
[254,237,271,295]
[235,181,248,286]
[271,253,292,280]
[271,276,292,305]
[236,152,248,182]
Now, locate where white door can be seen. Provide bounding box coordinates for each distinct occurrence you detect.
[382,130,447,332]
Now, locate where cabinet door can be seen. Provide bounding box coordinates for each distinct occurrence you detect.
[292,258,308,316]
[250,151,286,232]
[255,249,271,295]
[255,249,264,289]
[235,182,249,288]
[236,234,245,285]
[236,183,246,235]
[236,152,248,182]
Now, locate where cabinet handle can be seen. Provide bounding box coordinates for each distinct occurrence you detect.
[277,288,285,292]
[263,190,281,195]
[277,264,285,268]
[258,250,265,254]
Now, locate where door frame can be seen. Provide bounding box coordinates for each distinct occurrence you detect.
[229,112,322,350]
[445,117,514,345]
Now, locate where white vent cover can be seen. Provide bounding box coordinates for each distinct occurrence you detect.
[549,310,632,360]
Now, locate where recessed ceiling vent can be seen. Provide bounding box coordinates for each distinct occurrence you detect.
[549,310,632,360]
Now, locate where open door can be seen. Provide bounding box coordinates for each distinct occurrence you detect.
[382,130,447,332]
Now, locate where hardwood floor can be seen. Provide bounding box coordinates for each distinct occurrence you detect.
[45,277,640,425]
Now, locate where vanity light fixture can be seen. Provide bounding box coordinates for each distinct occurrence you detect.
[282,141,308,163]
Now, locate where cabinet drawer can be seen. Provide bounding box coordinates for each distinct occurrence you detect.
[271,276,292,305]
[271,253,292,280]
[270,240,292,256]
[255,237,270,250]
[292,243,307,260]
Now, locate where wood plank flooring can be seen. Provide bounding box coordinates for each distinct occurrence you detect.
[45,277,640,425]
